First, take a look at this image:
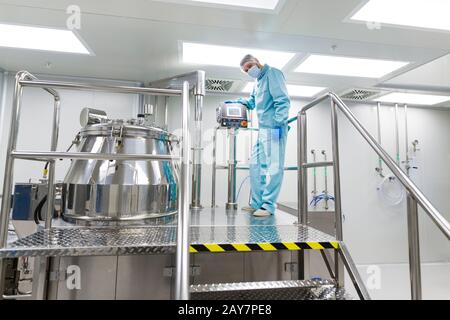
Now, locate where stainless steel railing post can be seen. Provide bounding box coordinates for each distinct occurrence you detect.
[226,128,238,210]
[0,73,24,297]
[407,194,422,300]
[330,100,343,241]
[297,111,308,281]
[44,97,61,229]
[394,103,400,165]
[298,111,308,225]
[191,94,204,209]
[175,81,191,300]
[330,99,344,288]
[211,127,218,208]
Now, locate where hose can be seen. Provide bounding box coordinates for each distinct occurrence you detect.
[236,176,250,203]
[377,175,405,206]
[310,192,335,207]
[33,195,47,225]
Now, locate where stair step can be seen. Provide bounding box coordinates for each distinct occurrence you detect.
[190,280,352,300]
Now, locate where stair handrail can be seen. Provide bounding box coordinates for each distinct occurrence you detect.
[296,91,450,300]
[300,92,450,240]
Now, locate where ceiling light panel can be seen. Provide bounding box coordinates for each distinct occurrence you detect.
[351,0,450,32]
[295,54,409,78]
[375,92,450,105]
[0,23,90,54]
[243,82,326,98]
[189,0,280,10]
[183,42,295,69]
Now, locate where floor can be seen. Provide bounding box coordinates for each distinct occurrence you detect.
[345,262,450,300]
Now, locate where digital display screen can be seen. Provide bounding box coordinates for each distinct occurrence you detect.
[226,107,242,117]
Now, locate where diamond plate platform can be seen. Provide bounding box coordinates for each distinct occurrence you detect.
[0,224,337,258]
[0,208,337,258]
[191,280,352,300]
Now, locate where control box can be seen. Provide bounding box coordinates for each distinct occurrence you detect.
[216,103,248,129]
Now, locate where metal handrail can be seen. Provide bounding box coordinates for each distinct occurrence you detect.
[297,91,450,300]
[0,72,191,301]
[300,92,450,240]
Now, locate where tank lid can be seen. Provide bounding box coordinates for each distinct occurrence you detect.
[80,119,177,141]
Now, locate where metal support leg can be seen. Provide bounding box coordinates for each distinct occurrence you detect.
[338,243,371,300]
[175,81,191,300]
[0,74,24,297]
[394,103,400,166]
[320,250,335,280]
[407,194,422,300]
[44,97,60,229]
[298,112,308,280]
[191,95,203,209]
[211,127,218,208]
[226,128,238,210]
[330,100,344,287]
[298,112,308,224]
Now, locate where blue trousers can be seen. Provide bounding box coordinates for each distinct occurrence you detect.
[250,127,288,214]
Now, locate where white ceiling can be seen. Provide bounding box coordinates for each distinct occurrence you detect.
[0,0,449,99]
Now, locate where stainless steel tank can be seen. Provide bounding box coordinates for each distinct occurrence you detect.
[62,111,178,224]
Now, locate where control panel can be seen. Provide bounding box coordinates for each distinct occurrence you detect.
[216,103,248,129]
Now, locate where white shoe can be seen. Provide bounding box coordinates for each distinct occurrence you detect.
[242,206,257,213]
[252,209,272,217]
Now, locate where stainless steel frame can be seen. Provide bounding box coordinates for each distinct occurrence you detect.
[210,126,299,209]
[226,128,238,210]
[150,71,205,209]
[0,72,191,300]
[296,92,450,300]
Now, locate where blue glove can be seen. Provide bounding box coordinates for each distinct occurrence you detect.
[271,127,282,140]
[224,100,238,104]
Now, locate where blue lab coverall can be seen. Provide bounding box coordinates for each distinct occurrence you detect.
[238,64,291,214]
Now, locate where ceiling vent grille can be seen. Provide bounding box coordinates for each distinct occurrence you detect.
[206,79,235,92]
[340,88,383,101]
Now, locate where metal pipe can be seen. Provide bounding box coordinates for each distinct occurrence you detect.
[19,80,182,96]
[311,150,317,201]
[330,101,343,241]
[394,103,400,166]
[226,128,238,210]
[322,151,329,211]
[338,243,371,300]
[407,194,422,300]
[191,95,204,209]
[298,112,308,225]
[330,101,344,288]
[11,151,179,161]
[164,97,169,130]
[302,161,334,169]
[0,71,8,154]
[376,102,384,177]
[150,71,206,209]
[44,161,56,229]
[298,112,308,281]
[329,93,450,241]
[175,81,191,300]
[44,97,61,229]
[320,250,335,280]
[211,127,218,208]
[301,94,330,112]
[0,73,25,297]
[404,104,410,176]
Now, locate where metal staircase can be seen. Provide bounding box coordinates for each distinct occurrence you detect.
[185,91,450,301]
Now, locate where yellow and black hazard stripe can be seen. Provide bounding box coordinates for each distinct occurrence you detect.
[189,242,339,253]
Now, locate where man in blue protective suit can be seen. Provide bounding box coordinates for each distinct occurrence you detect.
[225,54,291,217]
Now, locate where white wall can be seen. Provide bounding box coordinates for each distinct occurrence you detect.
[0,73,140,193]
[167,94,450,265]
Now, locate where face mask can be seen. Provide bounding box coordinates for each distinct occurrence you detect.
[247,65,261,79]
